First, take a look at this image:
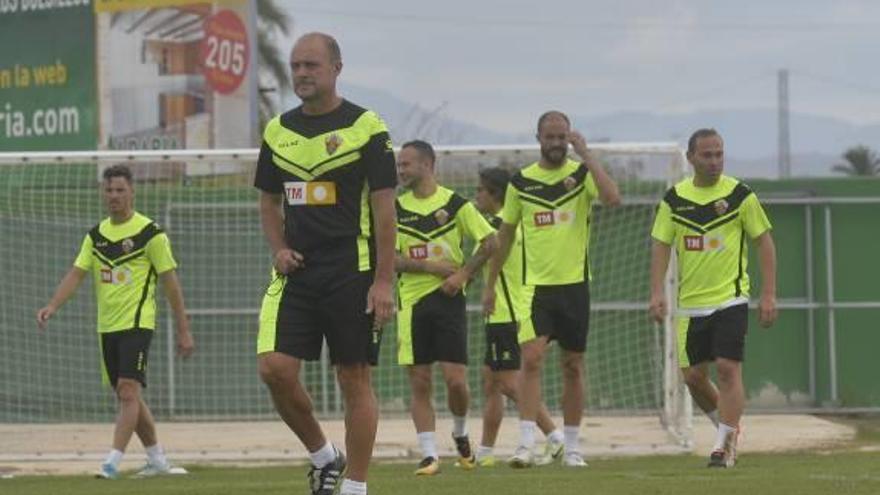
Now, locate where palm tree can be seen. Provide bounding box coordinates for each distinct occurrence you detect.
[256,0,292,127]
[832,145,880,176]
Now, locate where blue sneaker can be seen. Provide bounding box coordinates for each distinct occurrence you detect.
[95,463,119,479]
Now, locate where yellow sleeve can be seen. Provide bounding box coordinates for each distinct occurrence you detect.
[145,233,178,274]
[650,201,675,245]
[741,193,772,239]
[500,183,522,225]
[73,235,93,271]
[584,171,599,201]
[459,202,494,243]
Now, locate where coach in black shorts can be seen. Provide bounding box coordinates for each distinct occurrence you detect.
[255,33,397,495]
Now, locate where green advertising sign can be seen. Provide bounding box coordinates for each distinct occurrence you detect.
[0,1,97,151]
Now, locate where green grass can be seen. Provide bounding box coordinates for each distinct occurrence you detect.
[4,452,880,495]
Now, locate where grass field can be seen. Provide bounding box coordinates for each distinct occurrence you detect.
[4,451,880,495]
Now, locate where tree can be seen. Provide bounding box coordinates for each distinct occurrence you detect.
[832,145,880,176]
[256,0,292,127]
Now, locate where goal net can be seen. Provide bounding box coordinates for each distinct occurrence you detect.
[0,144,691,449]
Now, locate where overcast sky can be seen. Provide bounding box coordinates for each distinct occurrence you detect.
[279,0,880,134]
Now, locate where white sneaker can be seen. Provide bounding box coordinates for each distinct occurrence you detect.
[508,446,534,468]
[134,460,188,478]
[535,439,564,466]
[724,425,742,468]
[562,452,588,467]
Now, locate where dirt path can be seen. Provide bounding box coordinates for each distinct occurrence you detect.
[0,414,853,476]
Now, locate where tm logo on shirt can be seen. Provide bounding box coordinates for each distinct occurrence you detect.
[284,181,337,206]
[534,210,574,227]
[684,235,725,252]
[101,267,133,285]
[408,242,449,260]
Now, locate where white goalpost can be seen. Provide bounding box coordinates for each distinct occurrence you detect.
[0,143,692,453]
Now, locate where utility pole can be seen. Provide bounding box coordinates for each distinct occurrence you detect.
[778,69,791,178]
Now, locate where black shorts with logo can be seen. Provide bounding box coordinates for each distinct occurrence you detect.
[100,328,153,388]
[259,270,381,366]
[399,289,467,366]
[484,322,521,371]
[681,303,749,366]
[530,281,590,353]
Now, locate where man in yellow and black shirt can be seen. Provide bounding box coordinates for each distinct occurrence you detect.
[37,165,193,480]
[394,140,496,475]
[483,111,621,468]
[254,33,397,495]
[472,167,565,468]
[649,128,777,469]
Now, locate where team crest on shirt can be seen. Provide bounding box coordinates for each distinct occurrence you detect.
[325,133,343,155]
[713,199,729,216]
[434,209,449,226]
[121,238,134,253]
[563,176,577,191]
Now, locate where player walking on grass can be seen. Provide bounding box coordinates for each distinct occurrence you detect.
[255,33,397,495]
[483,111,621,468]
[473,167,565,467]
[649,128,778,468]
[36,164,194,480]
[394,140,497,475]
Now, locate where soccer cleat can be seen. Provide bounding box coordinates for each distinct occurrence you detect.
[535,439,565,466]
[308,448,347,495]
[562,452,588,467]
[724,426,742,468]
[95,463,119,480]
[133,460,189,478]
[507,446,534,468]
[414,456,440,476]
[707,449,727,468]
[476,455,497,468]
[452,434,476,470]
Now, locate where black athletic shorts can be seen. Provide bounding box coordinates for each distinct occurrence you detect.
[530,281,590,353]
[397,288,467,366]
[258,271,381,366]
[483,322,521,371]
[100,328,152,388]
[679,303,749,366]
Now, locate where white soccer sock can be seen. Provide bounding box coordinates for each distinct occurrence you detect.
[519,420,537,449]
[104,449,124,468]
[546,428,564,444]
[340,479,367,495]
[309,442,336,468]
[563,425,580,455]
[452,414,468,438]
[145,444,167,466]
[476,445,493,460]
[706,409,720,428]
[417,431,438,459]
[713,423,737,452]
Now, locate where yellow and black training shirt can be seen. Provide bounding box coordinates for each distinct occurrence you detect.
[73,212,177,333]
[501,159,599,286]
[254,99,397,288]
[483,215,532,325]
[651,175,772,314]
[396,186,494,307]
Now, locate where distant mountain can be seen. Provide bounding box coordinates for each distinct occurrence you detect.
[283,86,879,178]
[283,83,524,145]
[574,109,880,178]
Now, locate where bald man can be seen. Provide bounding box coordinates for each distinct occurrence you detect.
[254,32,397,495]
[483,111,621,468]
